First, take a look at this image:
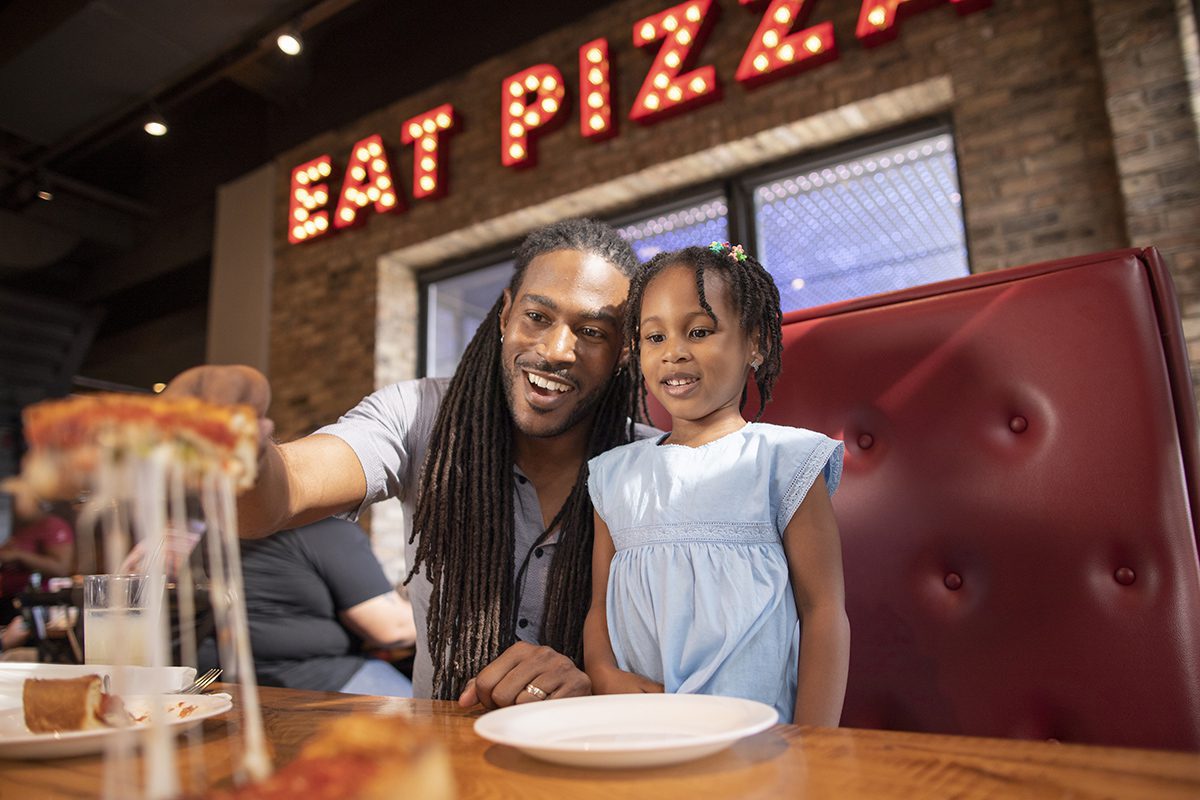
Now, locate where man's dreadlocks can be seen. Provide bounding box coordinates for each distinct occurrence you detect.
[625,244,784,423]
[406,218,641,699]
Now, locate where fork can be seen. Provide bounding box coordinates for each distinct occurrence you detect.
[181,668,222,694]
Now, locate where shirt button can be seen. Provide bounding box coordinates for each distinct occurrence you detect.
[516,475,528,484]
[534,547,544,558]
[518,618,529,629]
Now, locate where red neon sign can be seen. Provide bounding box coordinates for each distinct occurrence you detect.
[288,0,989,244]
[333,134,401,230]
[856,0,992,47]
[288,155,333,244]
[736,0,838,87]
[580,38,615,140]
[629,0,721,124]
[401,104,457,199]
[502,65,567,168]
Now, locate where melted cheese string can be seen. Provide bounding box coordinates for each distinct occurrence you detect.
[74,434,270,796]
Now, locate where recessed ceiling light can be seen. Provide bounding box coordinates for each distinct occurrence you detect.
[276,31,303,56]
[144,113,168,137]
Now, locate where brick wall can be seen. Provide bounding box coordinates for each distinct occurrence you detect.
[267,0,1199,443]
[1091,0,1200,391]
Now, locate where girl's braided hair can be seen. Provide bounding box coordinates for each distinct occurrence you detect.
[624,243,783,423]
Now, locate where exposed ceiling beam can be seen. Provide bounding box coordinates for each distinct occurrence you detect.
[0,0,362,194]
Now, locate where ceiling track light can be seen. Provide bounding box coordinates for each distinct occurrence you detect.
[143,108,168,137]
[276,28,303,56]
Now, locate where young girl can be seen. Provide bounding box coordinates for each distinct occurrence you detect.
[583,242,849,725]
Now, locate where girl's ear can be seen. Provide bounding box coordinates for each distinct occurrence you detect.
[748,326,765,368]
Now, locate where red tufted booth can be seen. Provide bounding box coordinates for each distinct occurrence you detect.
[759,247,1200,750]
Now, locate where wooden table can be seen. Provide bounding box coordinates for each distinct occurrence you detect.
[3,685,1199,798]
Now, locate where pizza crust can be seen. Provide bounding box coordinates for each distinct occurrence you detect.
[23,675,126,733]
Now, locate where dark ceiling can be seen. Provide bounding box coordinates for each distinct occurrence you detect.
[0,0,616,395]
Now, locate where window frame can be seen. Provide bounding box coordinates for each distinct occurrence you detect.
[418,117,969,377]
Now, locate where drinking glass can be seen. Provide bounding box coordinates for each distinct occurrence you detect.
[83,574,152,666]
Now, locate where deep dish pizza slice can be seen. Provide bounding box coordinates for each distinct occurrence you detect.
[22,392,259,496]
[208,713,454,800]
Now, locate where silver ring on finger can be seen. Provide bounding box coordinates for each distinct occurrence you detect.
[524,682,548,700]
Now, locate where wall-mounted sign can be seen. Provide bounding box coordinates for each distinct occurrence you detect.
[288,0,989,244]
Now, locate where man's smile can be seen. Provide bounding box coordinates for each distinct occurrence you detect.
[525,369,573,393]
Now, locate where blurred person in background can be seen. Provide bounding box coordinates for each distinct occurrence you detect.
[0,476,75,626]
[198,516,415,696]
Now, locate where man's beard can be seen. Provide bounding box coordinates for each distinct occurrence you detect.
[502,358,609,439]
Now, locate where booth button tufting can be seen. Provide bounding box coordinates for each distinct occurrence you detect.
[857,433,874,450]
[1009,415,1028,433]
[1114,567,1136,586]
[944,572,963,590]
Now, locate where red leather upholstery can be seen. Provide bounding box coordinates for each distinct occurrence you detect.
[651,248,1200,750]
[765,248,1200,750]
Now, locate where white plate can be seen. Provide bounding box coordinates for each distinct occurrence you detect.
[0,664,196,700]
[0,692,232,760]
[474,693,778,768]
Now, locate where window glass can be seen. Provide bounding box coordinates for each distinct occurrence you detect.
[617,196,730,262]
[425,260,513,378]
[753,131,968,312]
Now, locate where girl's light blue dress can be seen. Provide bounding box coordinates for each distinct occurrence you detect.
[587,422,843,721]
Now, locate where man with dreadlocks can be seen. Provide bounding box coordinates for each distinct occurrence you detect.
[165,218,651,706]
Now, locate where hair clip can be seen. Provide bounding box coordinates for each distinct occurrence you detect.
[708,241,748,263]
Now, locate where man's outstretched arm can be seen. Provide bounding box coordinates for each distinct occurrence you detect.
[164,365,367,537]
